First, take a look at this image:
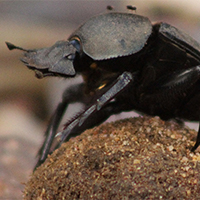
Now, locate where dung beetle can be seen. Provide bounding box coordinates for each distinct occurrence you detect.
[6,9,200,170]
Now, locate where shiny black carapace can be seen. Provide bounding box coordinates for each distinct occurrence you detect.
[6,10,200,170]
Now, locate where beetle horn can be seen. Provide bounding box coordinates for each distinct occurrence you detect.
[6,42,30,52]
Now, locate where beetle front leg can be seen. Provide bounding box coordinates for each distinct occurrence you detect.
[56,72,133,148]
[35,83,85,169]
[35,101,67,170]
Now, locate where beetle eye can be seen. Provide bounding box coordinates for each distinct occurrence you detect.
[66,53,75,61]
[69,38,81,52]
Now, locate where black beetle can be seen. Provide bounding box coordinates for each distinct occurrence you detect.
[6,9,200,170]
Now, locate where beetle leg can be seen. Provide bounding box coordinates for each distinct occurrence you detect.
[144,66,200,151]
[146,66,200,93]
[35,83,85,170]
[191,127,200,152]
[57,72,133,148]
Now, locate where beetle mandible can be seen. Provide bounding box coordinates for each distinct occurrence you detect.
[6,9,200,170]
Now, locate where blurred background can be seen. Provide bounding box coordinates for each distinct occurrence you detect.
[1,0,200,199]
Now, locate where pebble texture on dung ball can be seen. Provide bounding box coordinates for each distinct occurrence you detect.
[23,116,200,200]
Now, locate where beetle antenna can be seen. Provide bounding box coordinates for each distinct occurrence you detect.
[5,42,28,51]
[126,5,137,13]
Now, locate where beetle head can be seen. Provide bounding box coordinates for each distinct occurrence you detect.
[6,41,77,78]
